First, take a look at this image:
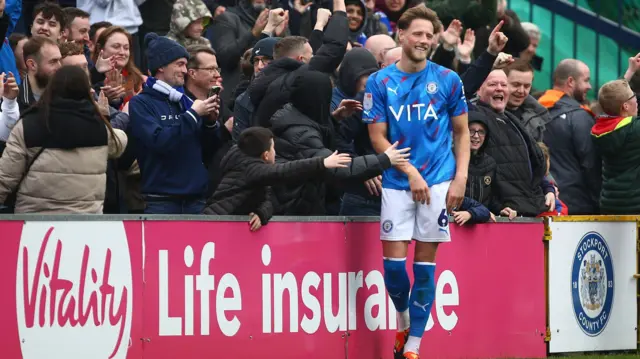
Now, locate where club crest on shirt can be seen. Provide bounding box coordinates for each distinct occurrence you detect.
[426,82,438,94]
[484,176,492,185]
[363,92,373,111]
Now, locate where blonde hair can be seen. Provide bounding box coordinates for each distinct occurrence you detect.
[598,79,632,116]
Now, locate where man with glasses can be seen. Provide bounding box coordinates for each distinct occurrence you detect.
[591,79,639,214]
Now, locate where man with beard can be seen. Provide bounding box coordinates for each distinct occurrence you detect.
[129,33,221,214]
[0,36,61,140]
[538,59,601,215]
[30,2,65,42]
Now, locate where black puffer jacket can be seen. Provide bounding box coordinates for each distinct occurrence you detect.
[203,145,327,222]
[270,71,391,215]
[248,11,349,128]
[466,114,497,211]
[471,101,548,216]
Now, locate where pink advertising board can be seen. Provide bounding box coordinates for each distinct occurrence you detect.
[0,219,546,359]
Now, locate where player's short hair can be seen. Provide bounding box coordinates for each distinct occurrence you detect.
[59,41,84,59]
[396,4,443,33]
[598,79,634,116]
[33,2,66,30]
[63,7,89,30]
[89,21,112,44]
[186,45,216,69]
[23,36,58,64]
[274,36,308,60]
[503,58,534,76]
[238,127,274,157]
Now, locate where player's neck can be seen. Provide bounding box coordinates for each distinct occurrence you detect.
[396,57,427,74]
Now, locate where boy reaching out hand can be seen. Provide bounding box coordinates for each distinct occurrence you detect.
[203,127,409,230]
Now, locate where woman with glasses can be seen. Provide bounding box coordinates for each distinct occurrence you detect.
[465,115,499,215]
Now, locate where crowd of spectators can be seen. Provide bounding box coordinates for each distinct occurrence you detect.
[0,0,638,227]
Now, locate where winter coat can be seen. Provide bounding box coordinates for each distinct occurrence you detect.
[591,115,640,214]
[539,89,601,214]
[507,94,549,142]
[0,98,127,213]
[203,145,329,223]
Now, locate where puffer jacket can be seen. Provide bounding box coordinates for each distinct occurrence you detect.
[271,104,391,215]
[0,98,127,213]
[203,145,329,222]
[166,0,213,47]
[466,114,497,211]
[507,94,550,142]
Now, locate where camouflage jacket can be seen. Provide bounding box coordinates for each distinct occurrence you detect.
[167,0,213,48]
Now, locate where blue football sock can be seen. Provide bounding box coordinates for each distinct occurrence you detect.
[408,262,436,338]
[383,258,410,313]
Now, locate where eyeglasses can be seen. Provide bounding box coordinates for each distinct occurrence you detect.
[470,130,486,137]
[193,66,220,74]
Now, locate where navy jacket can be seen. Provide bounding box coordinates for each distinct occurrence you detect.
[458,197,491,224]
[129,85,220,197]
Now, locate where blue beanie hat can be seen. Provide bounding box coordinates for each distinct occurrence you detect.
[251,37,281,63]
[144,33,190,75]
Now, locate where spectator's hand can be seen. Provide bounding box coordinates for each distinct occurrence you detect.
[446,176,465,213]
[490,212,497,222]
[98,90,110,116]
[122,101,130,115]
[214,6,226,17]
[384,141,411,166]
[5,72,20,100]
[192,95,219,116]
[440,19,462,50]
[315,8,332,30]
[457,28,475,63]
[101,85,127,102]
[105,68,124,87]
[265,8,286,34]
[409,169,430,204]
[294,0,313,13]
[487,20,508,56]
[545,192,556,212]
[206,96,221,123]
[364,175,382,196]
[224,117,234,133]
[252,9,270,37]
[274,10,289,37]
[332,99,362,119]
[0,72,5,98]
[452,210,472,225]
[625,53,640,81]
[493,52,514,69]
[500,207,517,220]
[323,151,352,168]
[554,184,560,198]
[249,212,262,231]
[95,50,117,74]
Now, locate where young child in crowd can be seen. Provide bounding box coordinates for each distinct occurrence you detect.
[537,142,569,216]
[202,127,409,231]
[166,0,213,48]
[451,198,494,225]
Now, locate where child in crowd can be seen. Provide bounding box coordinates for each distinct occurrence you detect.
[166,0,213,48]
[451,198,494,226]
[537,142,569,216]
[202,127,409,231]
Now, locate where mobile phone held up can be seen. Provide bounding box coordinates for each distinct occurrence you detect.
[208,86,222,98]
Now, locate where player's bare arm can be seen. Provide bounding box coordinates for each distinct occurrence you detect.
[369,122,431,204]
[447,113,470,212]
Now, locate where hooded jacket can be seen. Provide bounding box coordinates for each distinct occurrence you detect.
[471,101,548,216]
[203,145,329,222]
[207,0,267,104]
[507,94,550,142]
[465,114,497,211]
[79,0,143,35]
[248,11,349,128]
[0,98,127,213]
[166,0,213,47]
[591,115,640,214]
[345,0,387,45]
[128,82,220,197]
[539,89,601,215]
[270,70,391,215]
